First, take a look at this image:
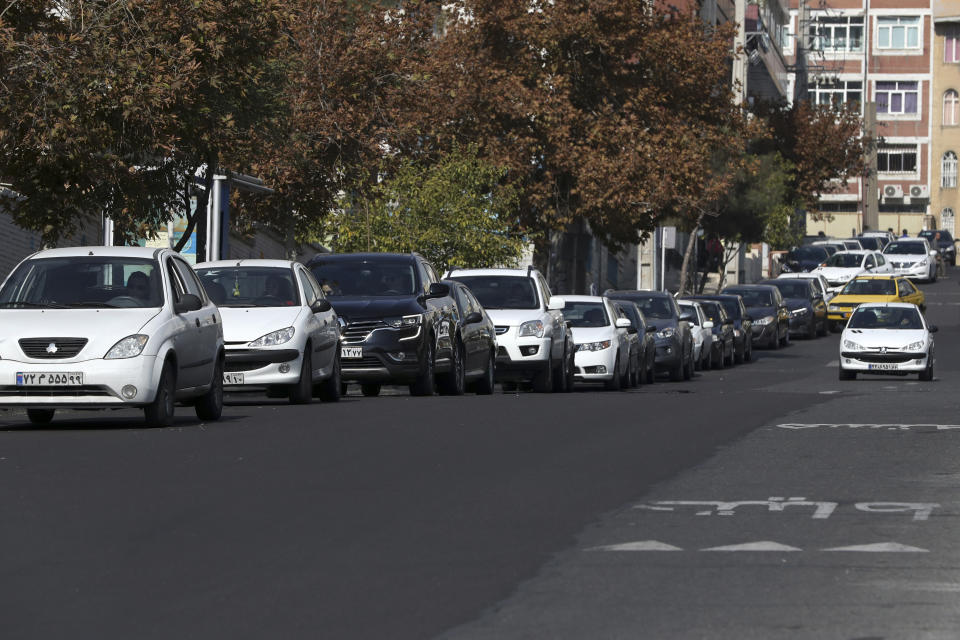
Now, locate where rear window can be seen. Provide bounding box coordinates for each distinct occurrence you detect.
[309,259,418,297]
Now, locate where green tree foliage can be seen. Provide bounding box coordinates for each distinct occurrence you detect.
[329,146,526,272]
[712,152,800,248]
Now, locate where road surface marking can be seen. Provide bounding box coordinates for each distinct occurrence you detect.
[824,543,928,553]
[591,541,682,552]
[703,541,801,552]
[635,499,938,520]
[825,360,839,367]
[777,423,960,431]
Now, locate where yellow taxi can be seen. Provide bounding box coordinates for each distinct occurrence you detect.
[827,275,925,330]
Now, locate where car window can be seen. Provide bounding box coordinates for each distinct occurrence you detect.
[450,275,539,310]
[564,301,609,327]
[310,259,418,297]
[618,296,674,319]
[885,241,927,255]
[196,266,301,307]
[297,269,318,306]
[171,258,206,302]
[166,259,186,303]
[899,279,916,295]
[824,253,865,268]
[726,289,774,307]
[848,306,923,330]
[841,278,897,296]
[865,255,875,269]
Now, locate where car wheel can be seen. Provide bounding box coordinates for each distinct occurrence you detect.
[770,327,780,350]
[744,340,753,362]
[361,383,382,397]
[839,367,857,381]
[713,343,724,369]
[605,354,622,390]
[26,408,55,425]
[288,348,314,405]
[919,351,934,381]
[145,361,176,428]
[646,356,656,384]
[552,344,570,392]
[473,350,495,395]
[724,342,734,367]
[532,355,554,393]
[439,339,466,396]
[195,355,224,420]
[409,339,436,396]
[317,351,342,402]
[682,349,693,380]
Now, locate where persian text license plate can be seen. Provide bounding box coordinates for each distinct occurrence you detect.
[17,372,83,386]
[868,363,899,370]
[341,347,363,359]
[223,372,245,385]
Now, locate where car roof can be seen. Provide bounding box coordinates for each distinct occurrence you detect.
[562,294,606,303]
[686,293,740,299]
[854,301,917,309]
[833,249,870,255]
[196,259,295,269]
[306,252,419,264]
[605,289,671,299]
[724,284,778,291]
[28,246,164,260]
[446,268,532,277]
[777,273,822,279]
[845,274,898,280]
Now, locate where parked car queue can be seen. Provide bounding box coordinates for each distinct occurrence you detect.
[0,245,935,427]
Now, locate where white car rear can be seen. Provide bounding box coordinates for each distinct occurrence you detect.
[839,302,935,381]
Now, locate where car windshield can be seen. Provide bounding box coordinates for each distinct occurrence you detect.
[450,276,538,310]
[857,237,881,250]
[698,302,724,324]
[884,242,926,255]
[678,304,700,326]
[619,296,674,320]
[840,278,897,296]
[564,301,610,327]
[919,230,951,243]
[848,306,924,330]
[791,246,827,261]
[727,289,774,307]
[842,241,861,250]
[0,256,163,308]
[769,280,810,298]
[825,253,864,268]
[197,267,300,307]
[309,260,418,297]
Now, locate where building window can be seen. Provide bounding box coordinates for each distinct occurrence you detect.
[877,145,918,173]
[943,152,958,188]
[809,79,862,107]
[876,81,919,114]
[877,16,921,49]
[946,26,960,62]
[945,90,960,125]
[809,15,864,52]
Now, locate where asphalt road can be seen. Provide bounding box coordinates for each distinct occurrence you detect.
[3,271,960,639]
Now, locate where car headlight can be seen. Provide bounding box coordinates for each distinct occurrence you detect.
[733,329,741,337]
[754,316,775,326]
[104,334,149,359]
[842,339,863,351]
[248,327,295,347]
[656,327,675,338]
[918,258,928,266]
[790,308,809,317]
[904,340,924,351]
[576,340,611,352]
[386,314,422,328]
[828,304,841,312]
[518,320,545,338]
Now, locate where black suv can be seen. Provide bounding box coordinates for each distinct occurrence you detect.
[306,253,457,396]
[918,229,956,266]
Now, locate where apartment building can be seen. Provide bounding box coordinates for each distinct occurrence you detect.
[931,1,960,236]
[786,0,934,236]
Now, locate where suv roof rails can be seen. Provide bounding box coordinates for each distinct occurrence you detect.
[527,264,535,276]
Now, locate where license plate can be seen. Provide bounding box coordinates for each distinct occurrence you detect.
[341,347,363,359]
[223,372,245,385]
[16,372,83,386]
[868,363,899,370]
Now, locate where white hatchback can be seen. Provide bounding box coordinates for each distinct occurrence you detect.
[0,246,224,426]
[839,302,936,381]
[814,250,893,293]
[195,259,342,404]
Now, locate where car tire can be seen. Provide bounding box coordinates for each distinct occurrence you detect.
[724,342,734,367]
[410,339,436,397]
[145,361,176,428]
[473,350,495,395]
[839,367,857,381]
[770,327,780,350]
[919,352,934,381]
[361,383,382,397]
[195,356,224,420]
[532,355,554,393]
[26,408,55,425]
[646,357,656,384]
[552,344,571,392]
[288,349,314,405]
[712,344,724,369]
[317,352,342,402]
[439,339,466,396]
[605,354,622,391]
[744,340,753,362]
[682,348,693,380]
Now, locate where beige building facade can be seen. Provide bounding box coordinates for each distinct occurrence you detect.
[930,1,960,237]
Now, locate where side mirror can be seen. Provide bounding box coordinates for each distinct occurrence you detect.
[311,299,332,313]
[929,325,939,333]
[615,317,632,329]
[646,325,657,333]
[930,250,939,257]
[425,282,450,300]
[174,293,202,314]
[464,311,483,325]
[703,320,714,329]
[547,296,566,311]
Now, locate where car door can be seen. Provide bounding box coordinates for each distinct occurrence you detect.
[898,278,924,307]
[809,280,827,322]
[296,267,332,378]
[875,252,892,274]
[538,274,566,361]
[166,257,209,389]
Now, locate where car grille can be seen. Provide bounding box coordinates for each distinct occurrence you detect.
[831,303,859,309]
[342,355,383,368]
[19,338,88,359]
[495,326,510,335]
[225,360,271,373]
[844,352,917,363]
[341,320,388,344]
[0,385,111,397]
[891,261,915,269]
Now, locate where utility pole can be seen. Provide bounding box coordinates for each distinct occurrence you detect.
[863,102,880,232]
[732,0,747,106]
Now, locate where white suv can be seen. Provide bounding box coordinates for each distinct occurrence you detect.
[445,267,574,392]
[0,246,224,427]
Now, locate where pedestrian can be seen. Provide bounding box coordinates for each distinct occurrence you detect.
[935,231,946,278]
[901,228,909,237]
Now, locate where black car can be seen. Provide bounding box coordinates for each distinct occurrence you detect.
[614,301,657,385]
[306,253,457,396]
[605,290,694,381]
[444,279,497,394]
[687,294,753,363]
[918,229,956,266]
[761,278,827,338]
[688,298,735,368]
[855,236,884,251]
[782,245,829,273]
[722,284,789,349]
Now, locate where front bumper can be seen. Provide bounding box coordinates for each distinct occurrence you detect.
[788,313,814,334]
[751,323,777,344]
[891,263,931,279]
[840,350,929,373]
[223,347,301,386]
[0,355,159,407]
[495,328,553,379]
[573,347,617,381]
[653,336,682,370]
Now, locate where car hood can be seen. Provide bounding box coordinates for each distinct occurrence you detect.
[831,293,897,305]
[816,266,862,280]
[485,308,547,326]
[842,328,928,349]
[884,253,926,262]
[784,297,812,310]
[218,306,304,343]
[328,296,424,322]
[0,308,161,361]
[746,305,777,320]
[570,326,615,343]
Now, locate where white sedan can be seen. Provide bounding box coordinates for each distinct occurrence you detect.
[195,259,342,403]
[881,238,938,282]
[814,250,893,293]
[678,300,714,370]
[839,302,936,381]
[0,246,224,426]
[564,295,632,390]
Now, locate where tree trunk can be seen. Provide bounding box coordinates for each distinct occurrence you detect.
[677,211,705,297]
[715,240,739,292]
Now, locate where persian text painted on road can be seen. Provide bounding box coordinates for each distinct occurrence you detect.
[635,498,938,520]
[776,423,960,431]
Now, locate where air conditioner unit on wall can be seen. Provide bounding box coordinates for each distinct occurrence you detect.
[909,184,930,199]
[882,184,904,199]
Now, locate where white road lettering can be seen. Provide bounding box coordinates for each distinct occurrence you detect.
[776,423,960,431]
[635,499,938,520]
[855,502,939,521]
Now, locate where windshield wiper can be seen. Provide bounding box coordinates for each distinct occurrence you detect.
[0,301,69,309]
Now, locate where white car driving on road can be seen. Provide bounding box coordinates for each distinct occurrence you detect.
[195,259,342,404]
[814,250,893,293]
[564,295,632,390]
[0,246,224,426]
[881,238,938,283]
[839,302,936,381]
